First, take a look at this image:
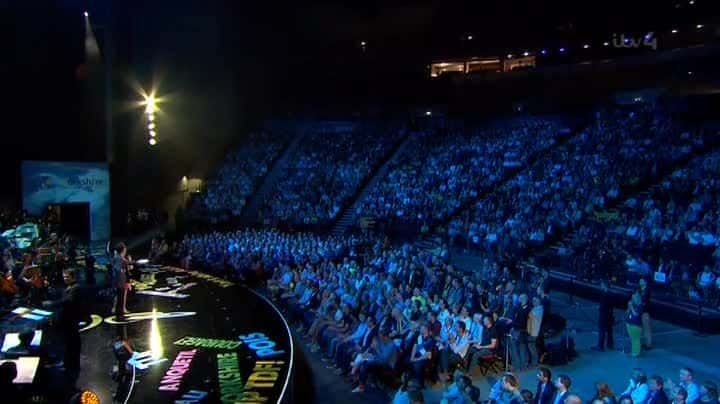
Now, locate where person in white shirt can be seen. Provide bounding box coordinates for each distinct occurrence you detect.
[678,367,701,404]
[621,368,650,404]
[458,306,472,332]
[697,266,716,294]
[464,313,485,372]
[527,296,544,366]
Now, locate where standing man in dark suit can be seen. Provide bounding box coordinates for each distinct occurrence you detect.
[647,376,670,404]
[535,367,556,404]
[43,268,82,378]
[593,281,615,351]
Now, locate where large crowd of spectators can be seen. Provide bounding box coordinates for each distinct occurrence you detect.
[562,149,720,307]
[358,118,564,228]
[261,125,405,226]
[191,106,719,308]
[181,228,719,403]
[451,106,705,253]
[200,132,289,217]
[441,107,719,306]
[184,228,556,395]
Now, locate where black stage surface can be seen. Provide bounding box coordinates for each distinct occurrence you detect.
[78,267,294,404]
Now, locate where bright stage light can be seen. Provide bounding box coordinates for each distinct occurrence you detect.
[583,44,590,49]
[143,94,157,114]
[150,308,163,359]
[523,51,530,56]
[149,130,157,137]
[671,29,679,34]
[147,113,155,122]
[148,123,155,130]
[603,41,610,46]
[69,390,100,404]
[83,11,89,17]
[149,138,157,146]
[696,24,704,29]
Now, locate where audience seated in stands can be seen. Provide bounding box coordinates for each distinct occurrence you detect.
[199,132,289,219]
[262,124,405,226]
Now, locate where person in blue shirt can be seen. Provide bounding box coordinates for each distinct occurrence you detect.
[324,313,368,364]
[353,329,398,393]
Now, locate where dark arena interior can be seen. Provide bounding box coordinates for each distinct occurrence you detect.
[3,1,720,403]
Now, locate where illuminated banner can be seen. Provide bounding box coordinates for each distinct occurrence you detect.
[175,337,242,350]
[104,311,197,325]
[238,333,286,358]
[217,353,243,403]
[129,351,168,370]
[175,390,207,404]
[22,161,110,240]
[115,272,291,404]
[159,350,198,391]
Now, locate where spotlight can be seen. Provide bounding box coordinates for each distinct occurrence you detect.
[467,35,473,40]
[689,0,695,4]
[83,11,89,17]
[149,130,157,137]
[540,49,548,55]
[671,29,679,34]
[69,390,100,404]
[523,51,530,56]
[559,47,566,53]
[148,123,155,130]
[583,44,590,49]
[143,95,156,114]
[688,71,693,75]
[603,41,610,46]
[149,138,157,146]
[147,114,155,122]
[696,24,704,29]
[425,110,432,116]
[507,54,513,58]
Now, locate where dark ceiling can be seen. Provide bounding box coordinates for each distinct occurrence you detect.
[1,0,718,208]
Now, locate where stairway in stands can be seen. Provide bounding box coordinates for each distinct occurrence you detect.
[419,123,586,256]
[329,133,414,237]
[438,124,583,232]
[241,131,308,225]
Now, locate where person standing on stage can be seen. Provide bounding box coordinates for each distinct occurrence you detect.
[42,268,82,377]
[593,281,615,351]
[111,243,131,321]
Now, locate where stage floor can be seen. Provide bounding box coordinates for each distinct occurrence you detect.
[77,267,293,404]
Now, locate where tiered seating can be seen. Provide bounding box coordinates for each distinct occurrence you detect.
[200,132,289,217]
[358,117,564,227]
[261,125,405,226]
